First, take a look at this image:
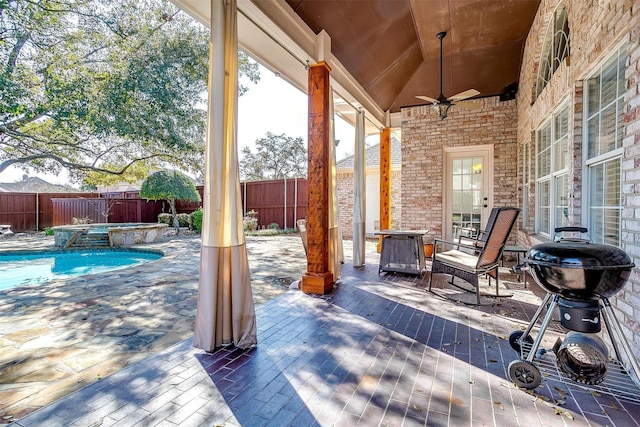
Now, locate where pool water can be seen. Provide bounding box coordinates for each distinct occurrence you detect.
[0,249,163,291]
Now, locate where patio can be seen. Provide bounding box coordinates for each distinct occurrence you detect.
[7,236,640,426]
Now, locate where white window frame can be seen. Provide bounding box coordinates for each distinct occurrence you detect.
[583,43,627,246]
[535,4,570,99]
[535,103,570,237]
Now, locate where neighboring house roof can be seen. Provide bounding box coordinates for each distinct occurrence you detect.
[336,136,401,170]
[0,176,75,193]
[98,183,142,193]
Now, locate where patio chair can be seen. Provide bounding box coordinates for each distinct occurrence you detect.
[428,207,520,305]
[456,207,500,254]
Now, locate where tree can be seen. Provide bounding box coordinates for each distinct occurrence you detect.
[0,0,260,184]
[239,132,307,181]
[139,170,201,233]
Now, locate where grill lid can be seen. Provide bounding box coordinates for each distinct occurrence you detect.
[526,242,634,299]
[527,242,633,270]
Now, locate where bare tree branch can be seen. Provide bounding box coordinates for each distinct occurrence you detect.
[0,152,173,175]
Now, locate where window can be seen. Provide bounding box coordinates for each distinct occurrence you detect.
[536,105,569,236]
[584,45,626,246]
[535,5,570,99]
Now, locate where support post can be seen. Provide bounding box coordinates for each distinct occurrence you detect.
[378,127,391,253]
[301,61,333,294]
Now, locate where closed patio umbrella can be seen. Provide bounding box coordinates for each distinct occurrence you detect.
[194,0,257,351]
[353,108,366,267]
[329,88,342,278]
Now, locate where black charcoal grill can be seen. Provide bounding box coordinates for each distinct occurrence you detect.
[507,232,640,394]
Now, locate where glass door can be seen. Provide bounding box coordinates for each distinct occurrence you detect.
[444,146,493,241]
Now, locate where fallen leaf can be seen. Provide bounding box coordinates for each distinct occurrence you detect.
[611,403,620,410]
[589,390,602,397]
[450,396,465,406]
[493,401,501,405]
[413,404,422,412]
[488,358,498,363]
[563,411,574,420]
[553,386,567,398]
[469,380,476,384]
[555,408,563,415]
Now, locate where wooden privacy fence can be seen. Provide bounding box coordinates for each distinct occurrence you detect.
[51,198,165,226]
[0,178,308,232]
[241,178,307,230]
[0,192,98,232]
[102,179,308,229]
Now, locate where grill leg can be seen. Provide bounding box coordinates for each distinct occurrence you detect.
[518,292,553,344]
[524,294,559,363]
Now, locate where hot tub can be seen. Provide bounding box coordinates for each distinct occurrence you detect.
[52,223,168,247]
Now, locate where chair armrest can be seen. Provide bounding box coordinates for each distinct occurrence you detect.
[433,238,480,254]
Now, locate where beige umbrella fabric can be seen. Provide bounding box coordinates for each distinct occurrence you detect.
[328,88,343,278]
[352,109,366,267]
[194,0,257,351]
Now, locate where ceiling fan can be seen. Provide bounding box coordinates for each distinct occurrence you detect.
[416,31,480,120]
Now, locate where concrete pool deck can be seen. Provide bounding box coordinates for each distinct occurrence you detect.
[0,231,310,423]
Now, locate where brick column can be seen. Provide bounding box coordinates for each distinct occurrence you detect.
[301,62,333,294]
[378,127,392,252]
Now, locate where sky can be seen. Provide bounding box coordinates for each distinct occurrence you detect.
[0,62,358,186]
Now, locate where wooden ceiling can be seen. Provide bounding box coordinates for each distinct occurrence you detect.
[283,0,540,113]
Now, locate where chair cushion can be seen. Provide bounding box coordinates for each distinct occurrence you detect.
[434,249,478,271]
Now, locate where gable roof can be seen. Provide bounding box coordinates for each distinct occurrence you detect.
[336,136,401,170]
[0,176,75,193]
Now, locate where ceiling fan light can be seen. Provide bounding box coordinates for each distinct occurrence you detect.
[433,103,450,120]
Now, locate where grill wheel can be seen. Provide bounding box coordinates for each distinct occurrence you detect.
[508,360,542,389]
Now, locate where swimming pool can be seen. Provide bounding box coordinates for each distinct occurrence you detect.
[0,248,163,291]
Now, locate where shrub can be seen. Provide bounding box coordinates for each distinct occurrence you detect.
[191,208,203,232]
[268,222,279,230]
[245,228,298,236]
[44,227,54,236]
[158,213,173,225]
[176,213,191,228]
[243,210,258,231]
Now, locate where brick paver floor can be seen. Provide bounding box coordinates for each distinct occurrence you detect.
[9,248,640,426]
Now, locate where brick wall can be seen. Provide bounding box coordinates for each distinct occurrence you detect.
[390,170,402,230]
[517,1,640,355]
[337,172,353,234]
[337,169,402,237]
[400,97,518,240]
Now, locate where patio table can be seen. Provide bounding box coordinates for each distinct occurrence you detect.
[375,229,430,275]
[502,245,528,287]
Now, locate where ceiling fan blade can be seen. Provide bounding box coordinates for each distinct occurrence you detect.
[454,100,482,109]
[416,95,438,103]
[448,89,480,102]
